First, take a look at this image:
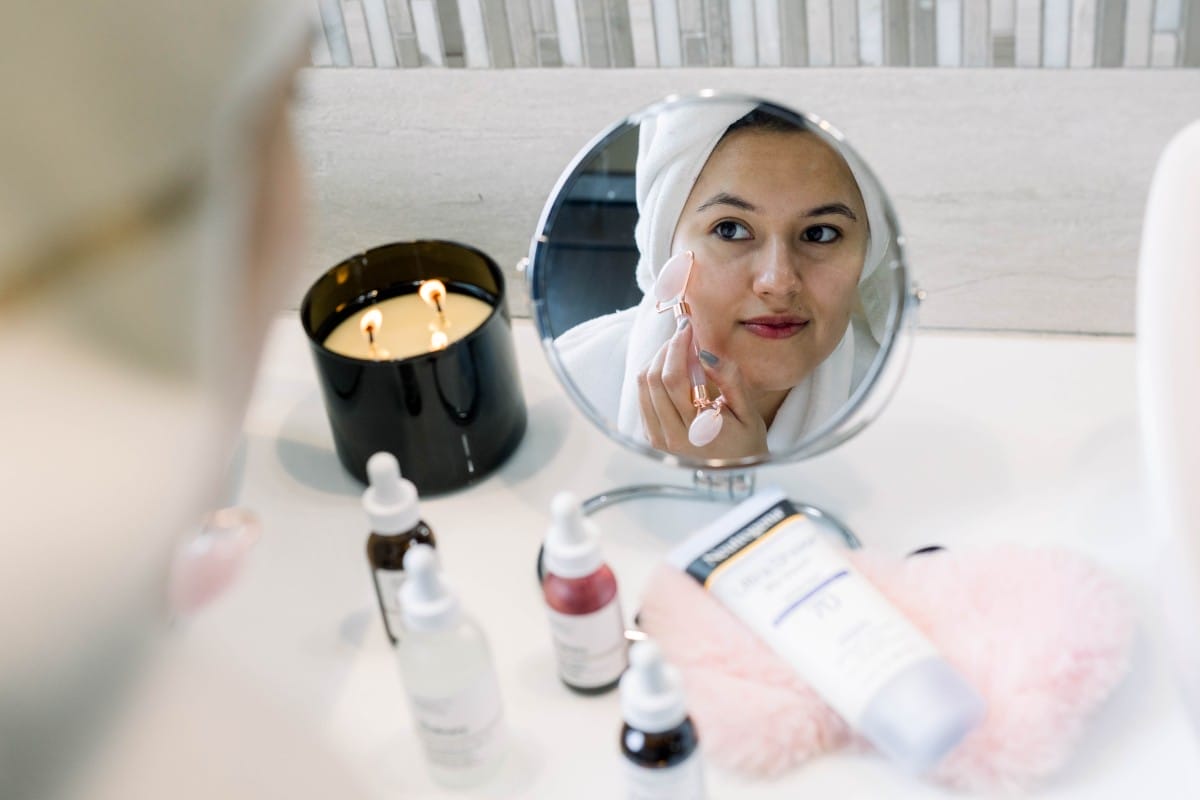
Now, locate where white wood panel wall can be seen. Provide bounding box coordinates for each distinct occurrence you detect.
[313,0,1200,67]
[291,68,1199,335]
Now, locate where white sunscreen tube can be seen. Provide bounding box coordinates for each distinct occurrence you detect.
[668,489,984,773]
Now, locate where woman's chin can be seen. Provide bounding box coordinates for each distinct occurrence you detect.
[737,357,815,392]
[743,375,811,399]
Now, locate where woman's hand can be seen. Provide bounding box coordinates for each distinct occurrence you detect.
[636,320,769,460]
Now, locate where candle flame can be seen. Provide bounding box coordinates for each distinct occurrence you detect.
[419,280,447,313]
[359,308,383,344]
[430,330,449,351]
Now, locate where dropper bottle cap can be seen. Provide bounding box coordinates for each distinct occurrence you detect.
[363,451,420,534]
[543,492,604,579]
[400,545,460,633]
[620,640,688,734]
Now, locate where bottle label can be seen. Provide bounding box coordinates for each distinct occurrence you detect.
[623,753,705,799]
[374,568,406,642]
[407,672,506,770]
[546,599,628,688]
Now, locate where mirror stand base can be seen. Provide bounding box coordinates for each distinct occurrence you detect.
[581,469,756,515]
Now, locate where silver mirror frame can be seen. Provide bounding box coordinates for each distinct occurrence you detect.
[528,90,920,471]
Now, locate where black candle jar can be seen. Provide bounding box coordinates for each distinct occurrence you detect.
[300,240,527,494]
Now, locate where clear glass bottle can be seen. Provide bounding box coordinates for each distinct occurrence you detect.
[396,545,507,788]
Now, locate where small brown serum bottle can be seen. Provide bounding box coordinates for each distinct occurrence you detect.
[619,640,705,799]
[363,452,435,645]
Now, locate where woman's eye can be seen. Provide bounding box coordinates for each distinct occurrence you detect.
[802,225,841,244]
[713,220,752,241]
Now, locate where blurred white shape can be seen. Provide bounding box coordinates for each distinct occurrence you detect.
[1137,119,1200,735]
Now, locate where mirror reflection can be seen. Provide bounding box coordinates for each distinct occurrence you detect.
[537,96,898,464]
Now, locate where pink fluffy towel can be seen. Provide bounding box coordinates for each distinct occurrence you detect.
[637,546,1135,791]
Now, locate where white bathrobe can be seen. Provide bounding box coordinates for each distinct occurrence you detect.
[557,99,894,454]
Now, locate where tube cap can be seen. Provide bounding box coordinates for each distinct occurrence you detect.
[363,452,420,534]
[543,492,604,579]
[858,658,986,774]
[399,545,460,633]
[620,640,688,734]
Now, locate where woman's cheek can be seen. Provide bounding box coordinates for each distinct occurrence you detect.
[689,272,739,338]
[815,263,860,318]
[688,306,722,353]
[690,233,751,272]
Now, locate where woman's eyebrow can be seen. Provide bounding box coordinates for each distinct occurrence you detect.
[805,203,858,221]
[695,194,859,222]
[695,192,757,213]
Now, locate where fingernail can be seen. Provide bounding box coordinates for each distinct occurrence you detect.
[698,350,719,366]
[676,316,690,332]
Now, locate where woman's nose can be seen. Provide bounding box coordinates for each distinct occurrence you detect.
[751,239,802,297]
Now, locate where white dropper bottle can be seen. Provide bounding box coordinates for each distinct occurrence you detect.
[619,640,706,799]
[396,545,507,788]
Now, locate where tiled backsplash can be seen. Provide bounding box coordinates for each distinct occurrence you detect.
[312,0,1199,69]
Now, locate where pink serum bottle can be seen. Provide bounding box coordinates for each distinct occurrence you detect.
[541,492,628,694]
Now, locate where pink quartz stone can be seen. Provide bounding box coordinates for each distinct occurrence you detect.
[653,251,694,306]
[688,407,723,447]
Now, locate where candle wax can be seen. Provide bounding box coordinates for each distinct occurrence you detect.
[323,292,494,360]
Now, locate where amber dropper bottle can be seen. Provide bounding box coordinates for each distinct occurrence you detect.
[363,452,435,645]
[620,640,705,799]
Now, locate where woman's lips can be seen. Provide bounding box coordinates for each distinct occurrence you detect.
[741,316,809,340]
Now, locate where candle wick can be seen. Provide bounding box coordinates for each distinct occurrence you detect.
[366,326,375,345]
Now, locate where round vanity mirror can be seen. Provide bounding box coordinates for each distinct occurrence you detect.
[529,92,918,472]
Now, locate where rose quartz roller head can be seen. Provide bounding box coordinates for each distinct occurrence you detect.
[653,250,695,314]
[688,406,723,447]
[652,251,724,447]
[168,507,262,616]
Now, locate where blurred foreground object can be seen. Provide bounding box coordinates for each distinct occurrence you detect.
[0,2,367,798]
[1137,119,1200,735]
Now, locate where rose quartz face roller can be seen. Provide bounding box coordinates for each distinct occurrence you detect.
[653,250,724,447]
[168,507,262,616]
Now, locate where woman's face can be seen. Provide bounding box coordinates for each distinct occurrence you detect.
[673,128,868,397]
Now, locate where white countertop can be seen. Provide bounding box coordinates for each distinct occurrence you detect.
[191,316,1200,798]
